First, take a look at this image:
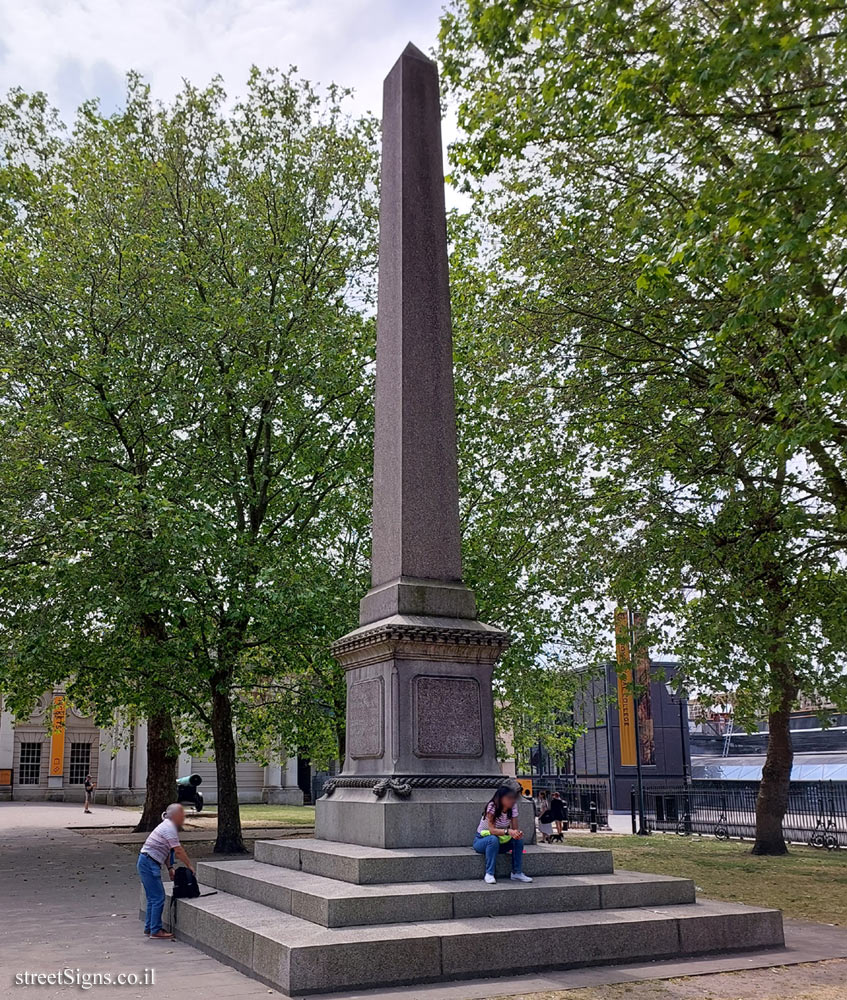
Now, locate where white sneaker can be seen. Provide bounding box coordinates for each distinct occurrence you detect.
[510,872,533,882]
[483,873,496,884]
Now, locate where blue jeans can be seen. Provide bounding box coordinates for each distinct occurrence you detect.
[473,833,524,876]
[137,853,165,934]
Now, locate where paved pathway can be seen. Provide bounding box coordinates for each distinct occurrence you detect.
[0,800,143,830]
[0,802,278,999]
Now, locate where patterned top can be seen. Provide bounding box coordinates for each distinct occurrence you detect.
[140,818,180,865]
[477,801,519,835]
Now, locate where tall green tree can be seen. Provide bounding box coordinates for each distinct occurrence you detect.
[0,72,378,850]
[450,214,602,769]
[441,0,847,852]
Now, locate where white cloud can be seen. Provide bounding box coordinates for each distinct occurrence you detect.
[0,0,448,122]
[0,1,469,208]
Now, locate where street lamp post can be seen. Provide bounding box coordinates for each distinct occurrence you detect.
[665,676,691,835]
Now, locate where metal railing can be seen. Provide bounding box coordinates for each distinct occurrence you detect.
[526,778,609,830]
[637,780,846,847]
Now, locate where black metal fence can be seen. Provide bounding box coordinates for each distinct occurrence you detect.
[639,780,846,848]
[526,778,610,830]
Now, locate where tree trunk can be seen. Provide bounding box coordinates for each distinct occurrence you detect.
[133,710,178,833]
[210,680,246,854]
[752,666,797,856]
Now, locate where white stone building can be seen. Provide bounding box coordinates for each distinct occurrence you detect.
[0,691,306,805]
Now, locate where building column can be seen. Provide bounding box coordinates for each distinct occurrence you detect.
[0,698,13,801]
[263,762,282,803]
[263,756,304,805]
[133,720,148,793]
[98,723,133,806]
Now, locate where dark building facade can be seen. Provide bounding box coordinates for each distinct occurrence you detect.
[572,660,691,810]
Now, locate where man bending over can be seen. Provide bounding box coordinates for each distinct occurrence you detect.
[137,803,195,940]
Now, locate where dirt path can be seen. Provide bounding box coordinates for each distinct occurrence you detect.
[497,959,847,1000]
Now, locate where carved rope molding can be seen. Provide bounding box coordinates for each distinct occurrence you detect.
[321,774,517,799]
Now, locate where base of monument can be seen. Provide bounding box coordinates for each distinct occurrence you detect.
[315,785,525,849]
[158,837,785,996]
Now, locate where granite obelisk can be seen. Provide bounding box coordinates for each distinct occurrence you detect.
[315,43,511,849]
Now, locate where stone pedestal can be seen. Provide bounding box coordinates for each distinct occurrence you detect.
[106,787,135,806]
[264,786,304,806]
[315,616,510,848]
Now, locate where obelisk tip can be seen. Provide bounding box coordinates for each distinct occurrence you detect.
[401,41,434,64]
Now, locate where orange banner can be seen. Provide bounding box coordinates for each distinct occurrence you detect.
[614,609,637,767]
[49,695,66,778]
[632,611,656,766]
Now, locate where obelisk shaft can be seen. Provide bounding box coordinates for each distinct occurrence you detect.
[317,44,509,848]
[360,43,476,626]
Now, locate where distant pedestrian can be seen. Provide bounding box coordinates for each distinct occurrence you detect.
[83,774,95,814]
[137,803,195,940]
[537,790,554,843]
[549,791,566,839]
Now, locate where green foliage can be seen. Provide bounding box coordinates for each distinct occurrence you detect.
[0,66,594,781]
[0,71,379,770]
[440,0,847,735]
[450,213,605,762]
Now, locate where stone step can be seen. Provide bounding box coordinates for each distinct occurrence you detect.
[253,836,614,883]
[196,858,695,927]
[162,885,784,996]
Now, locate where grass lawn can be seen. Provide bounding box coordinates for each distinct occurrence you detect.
[568,832,847,925]
[236,803,315,827]
[179,803,316,830]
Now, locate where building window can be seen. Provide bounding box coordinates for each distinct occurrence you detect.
[68,743,91,785]
[19,743,42,785]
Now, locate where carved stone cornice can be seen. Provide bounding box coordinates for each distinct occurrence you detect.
[331,621,511,664]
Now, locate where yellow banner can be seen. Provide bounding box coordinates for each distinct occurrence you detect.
[49,695,66,778]
[614,609,637,767]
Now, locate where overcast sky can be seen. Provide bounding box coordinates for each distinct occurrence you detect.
[0,0,449,125]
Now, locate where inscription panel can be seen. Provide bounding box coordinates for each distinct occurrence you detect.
[413,675,483,758]
[347,677,384,759]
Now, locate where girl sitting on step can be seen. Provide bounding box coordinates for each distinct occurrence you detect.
[473,785,533,885]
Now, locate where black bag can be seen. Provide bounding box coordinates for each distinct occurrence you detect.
[539,809,553,824]
[172,866,201,899]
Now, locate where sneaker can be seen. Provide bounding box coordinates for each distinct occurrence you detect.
[483,873,496,884]
[510,872,533,882]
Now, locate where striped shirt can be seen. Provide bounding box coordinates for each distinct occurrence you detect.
[477,801,519,835]
[141,818,180,865]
